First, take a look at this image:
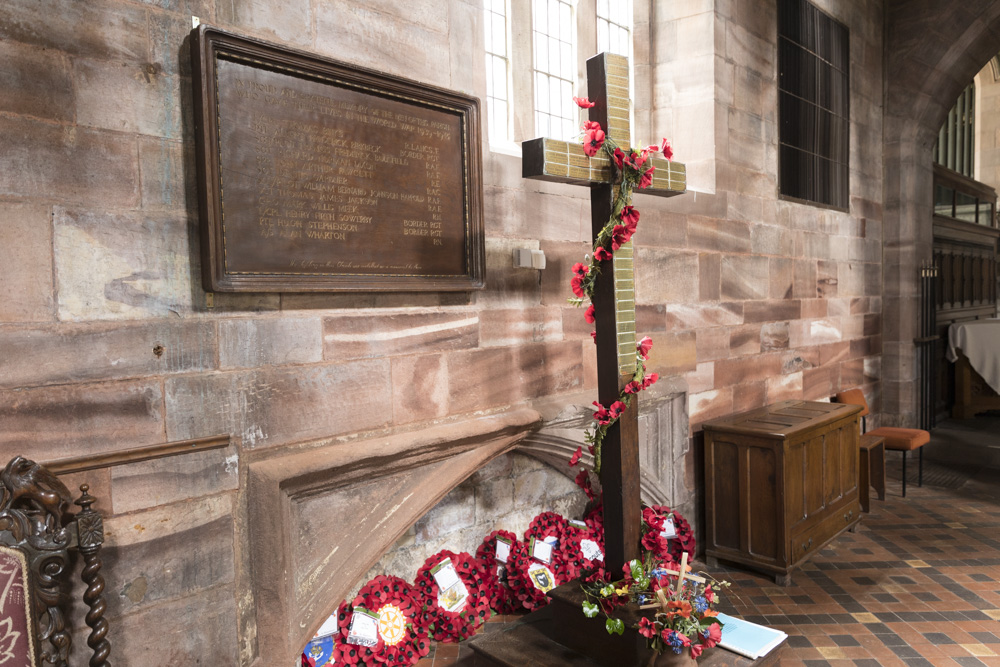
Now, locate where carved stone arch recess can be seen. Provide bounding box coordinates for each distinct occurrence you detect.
[516,391,691,517]
[245,409,540,665]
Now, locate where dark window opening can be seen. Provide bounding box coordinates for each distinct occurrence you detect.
[778,0,850,209]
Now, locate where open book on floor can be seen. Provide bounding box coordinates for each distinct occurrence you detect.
[715,613,788,660]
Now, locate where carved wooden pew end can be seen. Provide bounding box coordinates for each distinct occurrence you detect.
[0,456,109,667]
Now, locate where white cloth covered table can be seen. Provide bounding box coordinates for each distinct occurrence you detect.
[947,319,1000,394]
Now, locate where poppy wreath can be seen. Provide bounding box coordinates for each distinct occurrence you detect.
[562,520,605,579]
[331,600,384,666]
[523,511,576,580]
[583,501,605,538]
[351,575,430,666]
[642,504,696,565]
[503,540,554,612]
[553,522,589,580]
[475,530,526,615]
[414,550,491,643]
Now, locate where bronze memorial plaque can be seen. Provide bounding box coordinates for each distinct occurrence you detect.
[191,26,485,292]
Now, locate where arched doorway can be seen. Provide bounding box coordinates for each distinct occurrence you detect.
[881,0,1000,426]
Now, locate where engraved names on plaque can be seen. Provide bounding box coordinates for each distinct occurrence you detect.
[192,26,485,292]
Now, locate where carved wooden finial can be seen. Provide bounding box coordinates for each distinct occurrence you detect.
[75,484,96,514]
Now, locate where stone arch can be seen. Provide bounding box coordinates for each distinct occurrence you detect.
[243,409,540,665]
[881,0,1000,424]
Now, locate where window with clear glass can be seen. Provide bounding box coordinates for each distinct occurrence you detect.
[597,0,632,59]
[532,0,576,141]
[484,0,512,144]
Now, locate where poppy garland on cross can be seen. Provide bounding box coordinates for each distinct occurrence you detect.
[565,93,668,480]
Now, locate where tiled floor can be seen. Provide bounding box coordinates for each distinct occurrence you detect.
[416,417,1000,666]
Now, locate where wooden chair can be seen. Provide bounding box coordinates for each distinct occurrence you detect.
[0,456,109,666]
[834,389,930,497]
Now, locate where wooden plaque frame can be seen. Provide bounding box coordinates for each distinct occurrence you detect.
[191,25,485,292]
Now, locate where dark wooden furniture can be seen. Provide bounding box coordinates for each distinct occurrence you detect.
[0,457,109,666]
[703,401,862,585]
[859,434,885,513]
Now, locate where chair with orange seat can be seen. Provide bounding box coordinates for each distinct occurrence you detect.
[834,388,930,497]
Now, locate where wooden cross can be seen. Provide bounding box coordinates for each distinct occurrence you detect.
[637,552,707,610]
[522,53,686,577]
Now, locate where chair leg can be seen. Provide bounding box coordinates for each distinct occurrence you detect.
[901,451,907,498]
[918,448,923,487]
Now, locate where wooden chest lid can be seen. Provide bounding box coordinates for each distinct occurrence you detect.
[700,400,862,439]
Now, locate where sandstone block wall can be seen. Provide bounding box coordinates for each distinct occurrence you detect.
[0,0,888,663]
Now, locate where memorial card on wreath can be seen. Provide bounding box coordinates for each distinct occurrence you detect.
[191,26,485,292]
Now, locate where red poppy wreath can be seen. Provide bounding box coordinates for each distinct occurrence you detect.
[349,575,430,666]
[641,504,696,565]
[414,550,491,643]
[562,519,606,579]
[475,530,526,615]
[331,600,383,666]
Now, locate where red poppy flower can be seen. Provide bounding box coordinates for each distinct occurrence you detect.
[619,205,639,230]
[570,262,590,297]
[623,380,642,394]
[660,139,673,160]
[573,96,596,108]
[642,373,659,389]
[590,330,597,344]
[642,507,665,531]
[608,401,625,420]
[703,623,721,648]
[611,224,632,251]
[613,147,626,170]
[704,586,715,604]
[593,247,612,262]
[637,336,653,360]
[575,469,595,500]
[584,304,596,323]
[569,446,582,467]
[690,643,704,659]
[641,530,669,554]
[592,401,611,425]
[637,617,657,639]
[639,165,655,189]
[582,121,606,157]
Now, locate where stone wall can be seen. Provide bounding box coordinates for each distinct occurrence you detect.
[353,451,584,600]
[643,0,885,430]
[0,0,894,663]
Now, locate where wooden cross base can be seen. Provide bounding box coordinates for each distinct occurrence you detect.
[467,580,788,667]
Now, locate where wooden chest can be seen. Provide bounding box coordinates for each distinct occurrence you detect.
[702,400,862,585]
